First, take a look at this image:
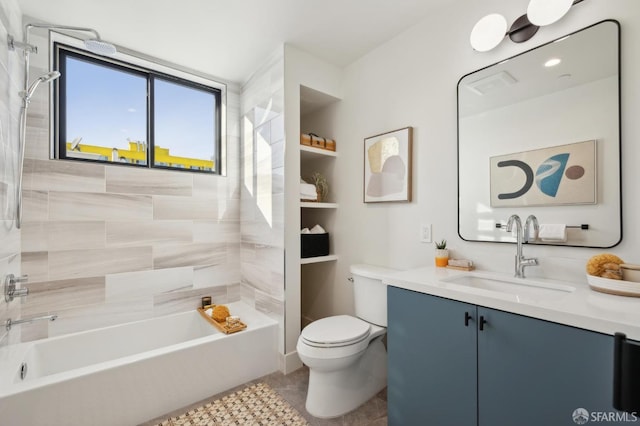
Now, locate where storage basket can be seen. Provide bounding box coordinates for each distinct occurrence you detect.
[301,233,330,258]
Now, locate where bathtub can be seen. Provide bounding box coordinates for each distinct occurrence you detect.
[0,301,278,426]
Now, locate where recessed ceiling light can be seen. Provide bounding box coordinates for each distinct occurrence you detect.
[544,58,561,67]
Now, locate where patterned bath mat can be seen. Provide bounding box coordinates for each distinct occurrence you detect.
[156,382,309,426]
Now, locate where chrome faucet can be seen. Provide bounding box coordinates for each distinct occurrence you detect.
[524,214,539,243]
[6,314,57,331]
[4,273,29,302]
[506,214,538,278]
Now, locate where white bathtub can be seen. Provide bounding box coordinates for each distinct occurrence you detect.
[0,301,278,426]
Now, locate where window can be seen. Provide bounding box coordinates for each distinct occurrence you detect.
[55,43,223,174]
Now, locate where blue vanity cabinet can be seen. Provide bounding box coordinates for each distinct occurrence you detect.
[388,286,629,426]
[387,286,478,426]
[477,306,625,426]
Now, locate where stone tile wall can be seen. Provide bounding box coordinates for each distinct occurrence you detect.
[0,0,24,346]
[240,48,286,354]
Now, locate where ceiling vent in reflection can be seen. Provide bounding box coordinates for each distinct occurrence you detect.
[467,70,517,95]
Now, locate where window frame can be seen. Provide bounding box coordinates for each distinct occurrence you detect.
[52,35,225,175]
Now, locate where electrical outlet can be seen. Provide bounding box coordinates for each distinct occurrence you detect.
[420,224,432,243]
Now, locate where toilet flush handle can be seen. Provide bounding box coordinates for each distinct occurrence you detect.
[347,277,354,282]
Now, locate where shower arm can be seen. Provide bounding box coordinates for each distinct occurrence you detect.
[24,23,101,46]
[19,24,101,91]
[16,23,102,95]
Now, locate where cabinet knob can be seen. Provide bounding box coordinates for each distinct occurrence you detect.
[464,311,473,326]
[479,316,487,331]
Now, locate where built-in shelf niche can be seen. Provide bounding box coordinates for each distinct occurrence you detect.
[298,83,341,347]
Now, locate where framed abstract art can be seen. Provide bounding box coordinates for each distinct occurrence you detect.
[364,127,413,203]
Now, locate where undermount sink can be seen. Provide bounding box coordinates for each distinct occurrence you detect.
[441,273,576,301]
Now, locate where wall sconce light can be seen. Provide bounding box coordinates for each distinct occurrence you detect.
[470,0,585,52]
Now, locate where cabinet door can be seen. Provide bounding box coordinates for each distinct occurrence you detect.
[388,287,478,426]
[478,307,627,426]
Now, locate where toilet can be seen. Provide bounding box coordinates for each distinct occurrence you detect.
[297,264,395,418]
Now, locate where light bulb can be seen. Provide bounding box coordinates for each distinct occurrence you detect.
[527,0,573,26]
[470,14,508,52]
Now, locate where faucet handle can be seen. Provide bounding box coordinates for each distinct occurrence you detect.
[4,274,29,302]
[12,275,29,284]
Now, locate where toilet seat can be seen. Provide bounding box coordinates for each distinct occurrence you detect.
[301,315,371,348]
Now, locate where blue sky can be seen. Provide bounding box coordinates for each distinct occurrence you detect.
[65,56,216,161]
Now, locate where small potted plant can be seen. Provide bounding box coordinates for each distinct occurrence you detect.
[312,172,329,202]
[435,239,449,267]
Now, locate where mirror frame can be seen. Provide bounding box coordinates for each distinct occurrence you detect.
[456,20,622,248]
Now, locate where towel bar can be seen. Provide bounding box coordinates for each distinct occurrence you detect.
[495,223,588,230]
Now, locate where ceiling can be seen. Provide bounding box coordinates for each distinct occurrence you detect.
[17,0,452,84]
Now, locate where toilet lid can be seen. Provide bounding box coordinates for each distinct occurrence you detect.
[301,315,371,346]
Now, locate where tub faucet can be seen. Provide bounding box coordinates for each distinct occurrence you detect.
[506,214,538,278]
[6,314,57,331]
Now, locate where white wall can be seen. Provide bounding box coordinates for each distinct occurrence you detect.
[312,0,640,320]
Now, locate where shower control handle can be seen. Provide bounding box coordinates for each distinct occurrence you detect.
[4,274,29,302]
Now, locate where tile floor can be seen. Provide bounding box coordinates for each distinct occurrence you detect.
[141,366,388,426]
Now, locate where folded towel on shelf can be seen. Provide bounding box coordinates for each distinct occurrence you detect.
[300,178,318,200]
[539,224,567,242]
[310,224,326,234]
[301,227,311,234]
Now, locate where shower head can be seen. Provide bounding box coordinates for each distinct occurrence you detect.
[23,71,61,100]
[23,22,117,56]
[84,38,117,56]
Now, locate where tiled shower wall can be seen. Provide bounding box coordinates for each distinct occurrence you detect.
[0,0,24,345]
[16,29,242,342]
[240,48,286,355]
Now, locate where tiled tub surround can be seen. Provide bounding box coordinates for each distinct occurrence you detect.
[17,57,243,341]
[19,158,242,340]
[240,48,286,356]
[0,301,278,426]
[0,0,24,346]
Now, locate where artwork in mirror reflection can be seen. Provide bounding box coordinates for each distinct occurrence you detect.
[457,20,620,247]
[490,140,596,207]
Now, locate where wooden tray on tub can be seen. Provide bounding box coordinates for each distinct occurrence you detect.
[197,306,247,334]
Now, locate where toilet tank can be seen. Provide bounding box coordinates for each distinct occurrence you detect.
[350,264,398,327]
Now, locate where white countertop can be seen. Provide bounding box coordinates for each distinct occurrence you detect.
[383,266,640,341]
